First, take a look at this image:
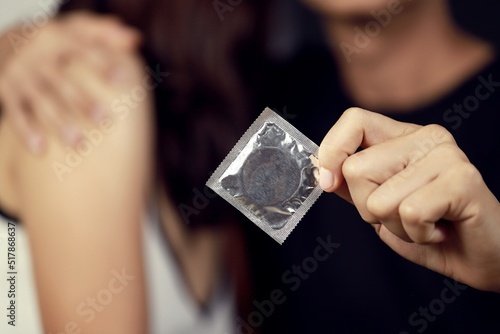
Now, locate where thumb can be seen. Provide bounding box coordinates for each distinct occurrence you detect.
[318,108,419,192]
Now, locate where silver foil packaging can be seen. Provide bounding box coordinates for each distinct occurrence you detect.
[206,108,323,244]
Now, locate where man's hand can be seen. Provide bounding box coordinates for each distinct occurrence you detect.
[0,11,140,154]
[319,107,500,292]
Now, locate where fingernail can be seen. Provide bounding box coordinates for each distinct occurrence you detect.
[90,104,107,123]
[319,167,335,190]
[28,134,44,155]
[108,67,127,84]
[62,125,82,147]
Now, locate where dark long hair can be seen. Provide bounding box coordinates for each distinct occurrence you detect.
[59,0,268,320]
[60,0,268,227]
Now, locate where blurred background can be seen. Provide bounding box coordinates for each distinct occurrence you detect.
[260,0,500,61]
[1,0,500,333]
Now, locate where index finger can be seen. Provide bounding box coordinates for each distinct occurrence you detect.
[60,11,141,51]
[318,107,420,192]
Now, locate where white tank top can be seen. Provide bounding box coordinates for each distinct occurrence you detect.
[0,210,236,334]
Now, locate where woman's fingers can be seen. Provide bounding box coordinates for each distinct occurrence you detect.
[38,64,85,113]
[0,13,141,155]
[21,67,82,147]
[63,53,134,124]
[62,11,141,51]
[0,77,45,154]
[37,57,110,126]
[318,107,420,192]
[65,58,116,104]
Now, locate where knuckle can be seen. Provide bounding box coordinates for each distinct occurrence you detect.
[342,153,367,180]
[408,232,429,245]
[401,123,422,136]
[366,192,392,219]
[431,142,468,162]
[448,163,483,192]
[422,124,455,144]
[399,201,422,227]
[342,107,367,121]
[460,163,482,180]
[359,211,379,224]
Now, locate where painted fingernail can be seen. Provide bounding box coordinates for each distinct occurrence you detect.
[28,134,44,155]
[62,125,82,147]
[108,67,127,84]
[319,167,335,190]
[106,66,127,85]
[90,104,107,123]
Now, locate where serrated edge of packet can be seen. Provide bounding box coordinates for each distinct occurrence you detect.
[206,107,323,245]
[272,185,324,244]
[263,109,319,157]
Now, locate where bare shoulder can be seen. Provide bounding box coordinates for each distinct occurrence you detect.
[2,53,155,332]
[14,53,155,222]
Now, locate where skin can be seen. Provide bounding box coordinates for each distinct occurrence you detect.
[0,14,153,332]
[0,51,153,332]
[319,108,500,293]
[3,6,496,332]
[0,12,141,154]
[0,13,227,331]
[309,0,493,111]
[302,0,390,18]
[303,0,500,291]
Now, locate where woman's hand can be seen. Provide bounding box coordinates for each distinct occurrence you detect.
[319,107,500,292]
[0,11,140,154]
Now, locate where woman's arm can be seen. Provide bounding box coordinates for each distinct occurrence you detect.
[8,52,153,333]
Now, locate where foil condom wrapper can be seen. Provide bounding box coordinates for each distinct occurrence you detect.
[206,107,323,244]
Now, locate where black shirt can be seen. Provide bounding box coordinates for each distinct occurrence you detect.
[244,44,500,334]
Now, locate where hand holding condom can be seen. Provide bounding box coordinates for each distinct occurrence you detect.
[319,107,500,293]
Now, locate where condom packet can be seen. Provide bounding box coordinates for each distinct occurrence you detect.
[206,107,323,244]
